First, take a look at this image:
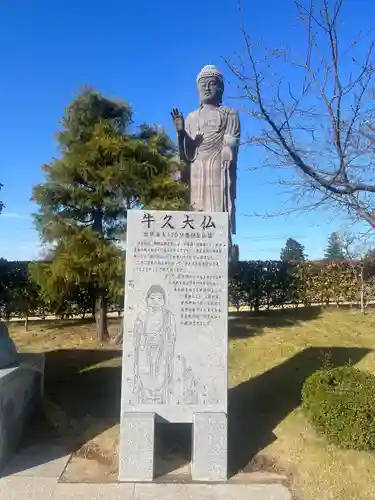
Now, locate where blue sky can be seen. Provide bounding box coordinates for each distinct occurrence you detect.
[0,0,372,261]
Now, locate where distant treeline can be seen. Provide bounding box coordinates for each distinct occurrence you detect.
[1,258,375,321]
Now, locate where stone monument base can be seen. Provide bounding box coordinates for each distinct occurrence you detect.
[119,412,155,482]
[192,412,227,481]
[119,412,227,482]
[0,353,45,473]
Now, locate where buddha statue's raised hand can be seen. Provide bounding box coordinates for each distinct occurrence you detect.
[171,108,185,134]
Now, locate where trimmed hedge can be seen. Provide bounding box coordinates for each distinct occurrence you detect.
[302,366,375,450]
[229,260,370,311]
[1,258,375,319]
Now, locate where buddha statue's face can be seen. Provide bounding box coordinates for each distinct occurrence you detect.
[147,292,165,309]
[198,76,223,105]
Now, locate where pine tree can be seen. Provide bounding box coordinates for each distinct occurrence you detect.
[280,238,306,262]
[32,88,187,341]
[324,232,346,260]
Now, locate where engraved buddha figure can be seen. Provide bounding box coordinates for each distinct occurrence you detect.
[171,65,241,244]
[133,285,176,403]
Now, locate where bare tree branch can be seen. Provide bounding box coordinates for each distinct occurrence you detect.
[225,0,375,227]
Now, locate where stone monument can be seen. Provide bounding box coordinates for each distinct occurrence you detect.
[0,321,45,472]
[119,210,228,481]
[171,64,241,255]
[0,321,18,369]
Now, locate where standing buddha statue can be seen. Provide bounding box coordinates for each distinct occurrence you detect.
[171,64,241,250]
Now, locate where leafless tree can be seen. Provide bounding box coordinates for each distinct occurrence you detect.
[226,0,375,228]
[339,230,367,259]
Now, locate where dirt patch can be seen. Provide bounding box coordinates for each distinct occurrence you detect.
[60,421,288,485]
[62,423,119,482]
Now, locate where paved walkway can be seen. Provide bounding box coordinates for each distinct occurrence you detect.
[1,479,292,500]
[0,444,292,500]
[0,477,291,500]
[0,478,291,500]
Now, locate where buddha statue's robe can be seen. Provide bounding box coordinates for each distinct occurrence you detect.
[183,104,240,235]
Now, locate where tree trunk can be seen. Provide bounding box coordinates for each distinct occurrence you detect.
[95,289,109,342]
[114,319,124,346]
[24,315,29,332]
[92,210,109,340]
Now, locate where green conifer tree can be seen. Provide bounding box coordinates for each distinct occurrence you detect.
[280,237,306,262]
[32,88,187,341]
[324,232,346,260]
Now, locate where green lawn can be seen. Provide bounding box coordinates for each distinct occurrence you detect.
[8,306,375,499]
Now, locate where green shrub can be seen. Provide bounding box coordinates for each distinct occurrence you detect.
[302,366,375,450]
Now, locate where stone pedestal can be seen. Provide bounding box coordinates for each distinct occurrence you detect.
[119,412,155,482]
[0,353,45,473]
[192,412,227,481]
[0,322,18,369]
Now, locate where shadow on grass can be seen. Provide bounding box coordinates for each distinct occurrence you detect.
[44,348,121,379]
[43,350,123,450]
[2,349,123,478]
[45,317,120,329]
[45,365,122,420]
[17,317,121,333]
[229,306,323,339]
[228,345,372,477]
[18,318,97,331]
[43,318,97,330]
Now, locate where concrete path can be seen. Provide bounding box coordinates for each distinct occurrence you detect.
[0,445,292,500]
[0,478,291,500]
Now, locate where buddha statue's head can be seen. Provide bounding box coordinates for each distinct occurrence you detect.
[197,65,224,106]
[146,285,166,310]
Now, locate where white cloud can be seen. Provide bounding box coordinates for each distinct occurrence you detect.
[1,212,31,219]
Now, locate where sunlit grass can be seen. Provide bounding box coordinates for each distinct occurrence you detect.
[228,307,375,500]
[8,307,375,499]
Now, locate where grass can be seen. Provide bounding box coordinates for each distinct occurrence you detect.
[228,306,375,500]
[7,306,375,499]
